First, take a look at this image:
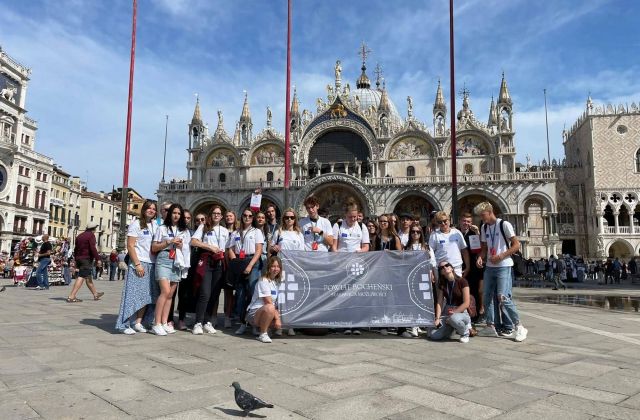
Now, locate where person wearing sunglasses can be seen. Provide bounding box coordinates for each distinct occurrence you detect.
[270,209,305,254]
[429,261,473,343]
[428,211,470,279]
[373,214,402,251]
[188,205,230,335]
[228,209,264,335]
[171,208,197,331]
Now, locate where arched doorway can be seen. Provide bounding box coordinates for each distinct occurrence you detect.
[192,200,228,218]
[238,195,282,218]
[457,194,503,218]
[393,194,437,225]
[309,183,367,223]
[608,240,633,259]
[308,130,370,178]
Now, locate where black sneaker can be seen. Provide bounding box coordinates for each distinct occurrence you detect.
[498,328,514,337]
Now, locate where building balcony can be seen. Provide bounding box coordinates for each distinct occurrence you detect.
[603,226,640,234]
[159,171,557,193]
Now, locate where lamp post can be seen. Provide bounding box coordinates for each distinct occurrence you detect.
[283,0,292,209]
[449,0,458,221]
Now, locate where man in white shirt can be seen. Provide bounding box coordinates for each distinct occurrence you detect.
[299,195,334,251]
[428,211,470,278]
[331,204,370,253]
[475,201,527,342]
[398,213,413,247]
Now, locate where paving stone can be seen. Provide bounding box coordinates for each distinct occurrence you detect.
[618,392,640,409]
[300,392,417,420]
[385,406,464,420]
[382,385,503,419]
[492,398,596,420]
[150,368,255,392]
[579,371,640,396]
[305,375,399,398]
[207,398,309,419]
[543,394,639,420]
[71,375,168,402]
[380,369,474,395]
[255,353,332,370]
[461,382,553,410]
[514,375,627,404]
[313,362,393,379]
[551,361,620,377]
[0,399,40,419]
[314,351,386,365]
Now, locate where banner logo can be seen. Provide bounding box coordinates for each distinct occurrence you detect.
[278,256,310,316]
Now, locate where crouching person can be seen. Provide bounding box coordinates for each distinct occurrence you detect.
[247,256,283,343]
[429,261,473,343]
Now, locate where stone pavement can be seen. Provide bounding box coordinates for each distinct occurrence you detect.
[0,279,639,420]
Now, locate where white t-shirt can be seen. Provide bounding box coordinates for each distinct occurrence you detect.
[428,228,467,267]
[127,220,156,263]
[299,216,333,252]
[407,243,437,272]
[271,230,305,251]
[332,221,370,253]
[480,219,515,268]
[193,224,229,251]
[247,277,279,312]
[399,230,410,247]
[228,227,264,255]
[153,225,191,248]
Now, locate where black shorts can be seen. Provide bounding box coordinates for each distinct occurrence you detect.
[77,259,93,278]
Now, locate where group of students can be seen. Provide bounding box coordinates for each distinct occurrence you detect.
[115,196,528,344]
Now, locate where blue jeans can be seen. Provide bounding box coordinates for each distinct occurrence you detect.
[235,261,262,322]
[63,266,71,285]
[36,257,51,288]
[484,266,520,327]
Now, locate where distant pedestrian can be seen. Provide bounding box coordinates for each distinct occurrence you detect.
[117,249,127,280]
[35,234,52,290]
[67,223,104,302]
[109,249,118,281]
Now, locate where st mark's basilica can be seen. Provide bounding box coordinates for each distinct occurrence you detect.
[158,46,640,260]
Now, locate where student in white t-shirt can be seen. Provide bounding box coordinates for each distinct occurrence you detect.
[428,211,469,278]
[228,209,265,335]
[190,205,230,335]
[475,201,527,342]
[331,203,370,254]
[270,208,305,253]
[246,256,283,343]
[299,195,334,251]
[331,202,369,335]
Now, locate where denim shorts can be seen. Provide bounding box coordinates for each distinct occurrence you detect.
[155,250,181,283]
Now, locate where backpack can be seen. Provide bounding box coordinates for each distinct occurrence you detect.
[484,220,526,276]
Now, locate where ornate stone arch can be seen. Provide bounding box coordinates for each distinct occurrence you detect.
[606,239,634,258]
[238,193,283,214]
[300,119,378,164]
[293,173,375,216]
[384,131,437,160]
[201,144,241,168]
[457,188,509,215]
[247,140,285,166]
[521,192,557,214]
[442,129,497,157]
[186,195,231,216]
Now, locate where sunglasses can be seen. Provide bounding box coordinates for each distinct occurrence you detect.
[283,216,296,220]
[437,220,449,224]
[196,218,206,222]
[242,214,253,218]
[439,263,452,270]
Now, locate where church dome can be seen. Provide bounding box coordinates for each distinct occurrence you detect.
[349,87,403,130]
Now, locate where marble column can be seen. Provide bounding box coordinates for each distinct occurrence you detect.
[614,211,620,234]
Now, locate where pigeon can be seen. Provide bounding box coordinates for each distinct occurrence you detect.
[0,286,5,292]
[231,381,274,416]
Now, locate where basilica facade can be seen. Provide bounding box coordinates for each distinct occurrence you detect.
[158,55,563,260]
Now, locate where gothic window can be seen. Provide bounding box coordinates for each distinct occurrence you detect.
[35,191,40,209]
[266,171,274,182]
[635,149,640,172]
[558,203,574,224]
[218,173,226,183]
[22,187,28,207]
[16,185,22,205]
[406,166,415,178]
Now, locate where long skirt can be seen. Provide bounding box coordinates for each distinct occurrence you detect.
[115,261,159,331]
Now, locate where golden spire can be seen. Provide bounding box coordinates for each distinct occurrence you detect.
[433,79,446,112]
[191,95,203,125]
[378,81,391,113]
[240,91,251,121]
[488,95,497,126]
[291,86,300,116]
[356,41,372,89]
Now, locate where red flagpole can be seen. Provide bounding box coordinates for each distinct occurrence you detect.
[117,0,137,250]
[283,0,292,208]
[449,0,458,222]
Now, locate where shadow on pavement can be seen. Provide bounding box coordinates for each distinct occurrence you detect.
[79,313,119,334]
[212,407,266,418]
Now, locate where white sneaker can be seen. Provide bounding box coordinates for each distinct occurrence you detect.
[192,323,203,335]
[133,323,147,333]
[235,324,248,335]
[287,328,296,336]
[344,329,352,335]
[352,329,361,335]
[152,324,167,336]
[257,333,272,343]
[459,335,470,343]
[409,327,419,337]
[123,327,136,335]
[515,325,528,342]
[224,317,232,328]
[274,329,283,336]
[162,323,176,334]
[203,322,217,334]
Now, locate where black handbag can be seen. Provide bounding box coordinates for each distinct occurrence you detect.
[227,258,251,288]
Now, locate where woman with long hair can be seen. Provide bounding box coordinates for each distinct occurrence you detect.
[255,211,270,264]
[151,203,191,336]
[223,210,239,327]
[429,260,473,343]
[228,208,264,335]
[246,256,283,343]
[365,219,379,250]
[190,205,229,335]
[115,200,159,334]
[374,214,402,251]
[270,208,305,253]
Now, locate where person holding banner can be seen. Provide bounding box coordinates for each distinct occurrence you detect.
[270,209,305,253]
[246,256,283,343]
[429,261,473,343]
[190,205,229,335]
[228,209,264,335]
[299,195,334,252]
[428,211,470,278]
[331,202,369,335]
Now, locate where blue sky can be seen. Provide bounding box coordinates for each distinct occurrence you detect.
[2,0,639,198]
